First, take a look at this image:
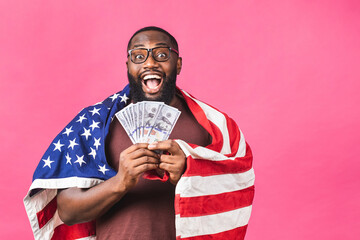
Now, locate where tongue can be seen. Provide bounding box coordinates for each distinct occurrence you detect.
[146,79,160,89]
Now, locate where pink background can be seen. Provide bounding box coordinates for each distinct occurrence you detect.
[1,0,359,239]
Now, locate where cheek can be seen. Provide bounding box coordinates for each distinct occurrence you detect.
[128,64,141,76]
[162,62,177,75]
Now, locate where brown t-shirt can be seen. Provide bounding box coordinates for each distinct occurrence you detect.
[96,93,212,240]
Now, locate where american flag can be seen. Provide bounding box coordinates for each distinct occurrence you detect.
[24,85,255,240]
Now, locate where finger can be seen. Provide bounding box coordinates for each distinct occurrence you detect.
[132,156,160,167]
[121,157,158,174]
[159,154,176,165]
[128,148,160,160]
[148,140,183,155]
[123,143,150,155]
[158,162,176,172]
[134,162,159,175]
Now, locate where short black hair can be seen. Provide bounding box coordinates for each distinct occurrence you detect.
[127,26,179,52]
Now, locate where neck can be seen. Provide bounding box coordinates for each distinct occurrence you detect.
[169,94,177,107]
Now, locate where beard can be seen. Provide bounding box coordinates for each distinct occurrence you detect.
[128,68,177,105]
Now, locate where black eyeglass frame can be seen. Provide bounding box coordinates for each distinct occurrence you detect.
[127,47,179,64]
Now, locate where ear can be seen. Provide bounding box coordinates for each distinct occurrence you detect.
[126,60,128,70]
[176,57,182,75]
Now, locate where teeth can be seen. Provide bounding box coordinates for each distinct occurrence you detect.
[143,75,161,80]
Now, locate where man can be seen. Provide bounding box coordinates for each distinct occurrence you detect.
[24,26,255,240]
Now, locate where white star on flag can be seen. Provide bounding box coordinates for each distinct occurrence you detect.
[88,147,97,159]
[110,93,119,102]
[68,138,79,150]
[89,107,101,116]
[65,153,72,164]
[120,93,129,103]
[98,164,109,175]
[76,114,87,123]
[53,140,64,152]
[62,126,74,136]
[93,137,101,150]
[81,127,92,140]
[74,155,86,167]
[42,156,54,168]
[89,120,100,131]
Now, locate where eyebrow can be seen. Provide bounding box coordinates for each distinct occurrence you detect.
[155,42,168,46]
[133,44,145,48]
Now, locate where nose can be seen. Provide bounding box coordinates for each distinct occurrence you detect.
[143,51,159,68]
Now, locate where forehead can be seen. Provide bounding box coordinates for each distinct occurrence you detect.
[129,30,173,49]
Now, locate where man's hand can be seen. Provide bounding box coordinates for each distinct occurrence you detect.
[116,143,160,191]
[57,143,160,225]
[148,140,186,185]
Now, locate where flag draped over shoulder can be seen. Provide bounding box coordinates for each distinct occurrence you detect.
[24,85,254,240]
[174,90,254,239]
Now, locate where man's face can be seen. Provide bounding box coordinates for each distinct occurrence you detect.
[127,30,182,104]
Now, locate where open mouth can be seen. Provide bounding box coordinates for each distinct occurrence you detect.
[142,74,163,94]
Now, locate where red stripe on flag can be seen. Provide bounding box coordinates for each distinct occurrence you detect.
[179,186,254,217]
[175,194,180,215]
[183,144,253,177]
[180,225,248,240]
[37,197,57,229]
[225,116,241,155]
[180,90,214,137]
[206,120,224,153]
[180,90,224,153]
[51,221,96,240]
[180,89,243,154]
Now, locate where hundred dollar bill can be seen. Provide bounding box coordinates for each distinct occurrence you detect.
[143,101,164,142]
[137,102,145,142]
[125,104,137,142]
[116,101,181,144]
[145,104,181,143]
[132,103,139,142]
[115,110,136,144]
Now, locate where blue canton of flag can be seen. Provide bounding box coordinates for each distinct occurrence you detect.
[32,85,130,185]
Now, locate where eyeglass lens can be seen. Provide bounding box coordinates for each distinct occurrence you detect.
[130,47,170,64]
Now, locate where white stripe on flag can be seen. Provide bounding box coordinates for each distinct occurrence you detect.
[176,135,246,162]
[181,90,231,155]
[175,168,255,197]
[23,189,58,240]
[75,236,96,240]
[29,177,104,191]
[24,185,56,214]
[176,205,252,238]
[39,210,63,240]
[24,177,104,240]
[238,130,246,157]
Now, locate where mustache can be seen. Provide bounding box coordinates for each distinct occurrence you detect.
[127,68,177,105]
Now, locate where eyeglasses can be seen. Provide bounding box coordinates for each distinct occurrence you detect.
[128,47,179,64]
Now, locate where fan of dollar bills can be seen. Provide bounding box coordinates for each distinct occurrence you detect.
[115,101,181,144]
